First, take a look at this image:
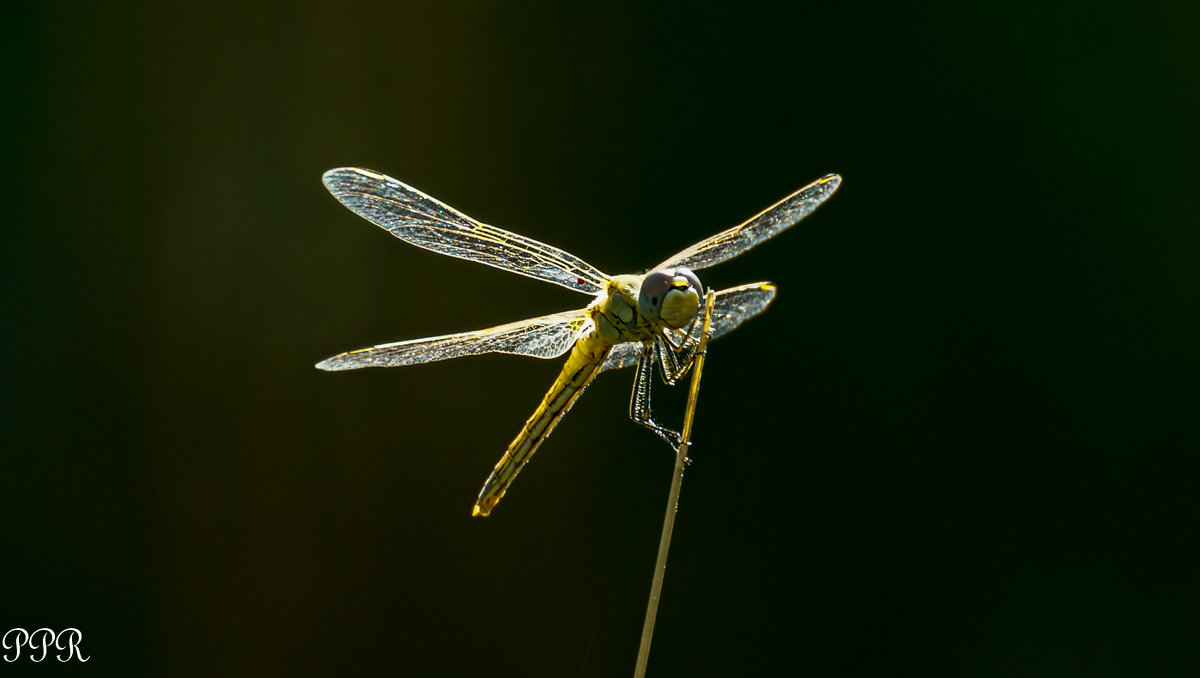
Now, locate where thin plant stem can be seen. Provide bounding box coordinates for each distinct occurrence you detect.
[633,289,717,678]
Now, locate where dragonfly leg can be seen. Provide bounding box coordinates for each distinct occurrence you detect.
[656,326,700,385]
[629,343,683,447]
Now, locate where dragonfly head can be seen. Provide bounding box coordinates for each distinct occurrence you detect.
[638,267,703,329]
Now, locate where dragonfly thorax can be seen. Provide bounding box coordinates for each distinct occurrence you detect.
[591,275,661,347]
[589,269,703,348]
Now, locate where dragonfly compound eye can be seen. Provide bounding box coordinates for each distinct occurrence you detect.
[638,270,672,321]
[639,268,703,328]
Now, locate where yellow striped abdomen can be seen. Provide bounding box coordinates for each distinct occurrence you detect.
[472,330,612,517]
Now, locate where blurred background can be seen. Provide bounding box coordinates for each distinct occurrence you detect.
[3,1,1197,675]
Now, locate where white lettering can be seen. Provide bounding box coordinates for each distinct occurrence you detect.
[2,628,29,662]
[55,628,88,663]
[2,628,89,663]
[28,628,54,663]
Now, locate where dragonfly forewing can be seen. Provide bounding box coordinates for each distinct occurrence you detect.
[323,168,611,294]
[657,174,841,272]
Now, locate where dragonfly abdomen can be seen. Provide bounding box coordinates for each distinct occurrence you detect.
[472,331,612,517]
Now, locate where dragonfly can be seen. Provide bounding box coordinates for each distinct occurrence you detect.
[317,168,841,516]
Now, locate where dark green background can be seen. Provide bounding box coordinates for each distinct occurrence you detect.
[4,1,1197,676]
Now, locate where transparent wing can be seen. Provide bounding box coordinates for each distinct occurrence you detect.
[598,282,777,372]
[317,309,592,371]
[656,174,841,272]
[324,168,610,294]
[599,342,643,373]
